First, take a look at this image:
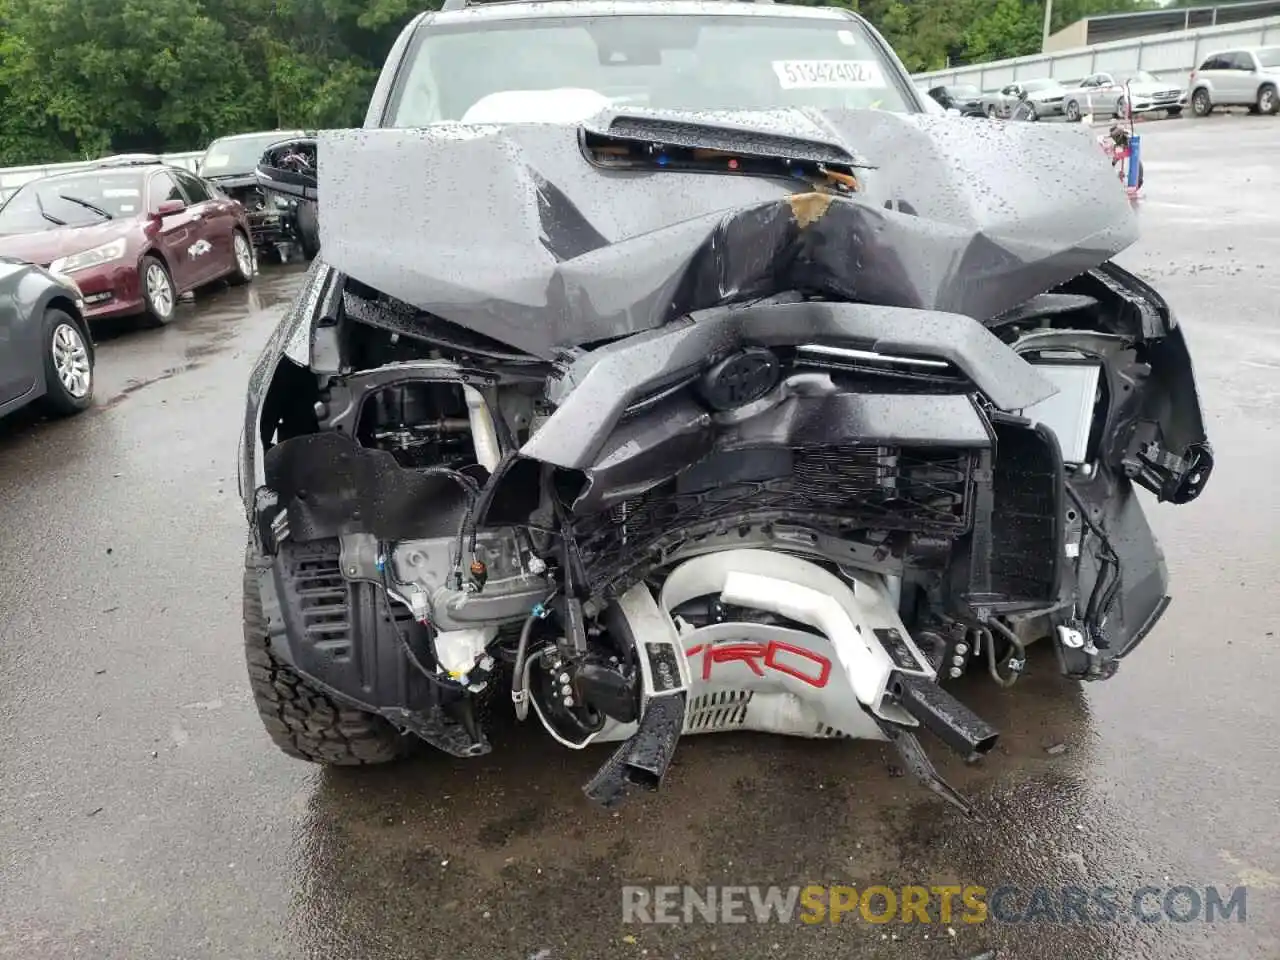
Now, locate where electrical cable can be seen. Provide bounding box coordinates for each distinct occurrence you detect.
[985,619,1026,688]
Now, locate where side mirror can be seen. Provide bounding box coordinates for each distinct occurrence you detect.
[155,199,186,217]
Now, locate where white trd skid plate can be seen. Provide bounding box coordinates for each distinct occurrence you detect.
[593,549,936,745]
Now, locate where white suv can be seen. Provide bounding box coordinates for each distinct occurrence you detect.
[1187,46,1280,116]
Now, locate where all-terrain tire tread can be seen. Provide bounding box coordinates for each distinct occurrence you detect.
[242,564,406,765]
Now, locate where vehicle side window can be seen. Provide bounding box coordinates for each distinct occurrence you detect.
[149,171,186,211]
[1199,55,1223,70]
[176,172,211,203]
[1222,52,1245,70]
[1231,52,1257,71]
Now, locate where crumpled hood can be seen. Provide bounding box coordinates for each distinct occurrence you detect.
[318,107,1138,359]
[0,220,136,266]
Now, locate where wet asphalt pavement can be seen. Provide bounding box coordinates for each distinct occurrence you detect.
[2,115,1278,960]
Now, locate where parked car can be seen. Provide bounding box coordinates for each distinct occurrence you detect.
[1065,71,1185,122]
[0,161,255,327]
[0,262,95,420]
[927,84,985,117]
[197,130,319,261]
[1187,46,1280,116]
[980,78,1068,120]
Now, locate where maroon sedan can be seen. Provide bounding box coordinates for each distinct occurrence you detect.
[0,161,256,326]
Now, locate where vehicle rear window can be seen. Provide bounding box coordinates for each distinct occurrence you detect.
[386,14,915,124]
[1256,48,1280,69]
[0,171,146,233]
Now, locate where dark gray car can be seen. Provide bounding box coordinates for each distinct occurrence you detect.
[0,260,95,420]
[237,0,1211,814]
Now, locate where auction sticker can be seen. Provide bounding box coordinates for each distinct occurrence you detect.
[772,60,884,89]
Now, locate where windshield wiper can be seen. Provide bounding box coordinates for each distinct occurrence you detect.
[34,193,67,227]
[58,194,113,221]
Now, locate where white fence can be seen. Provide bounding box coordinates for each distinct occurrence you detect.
[0,151,203,202]
[913,14,1280,91]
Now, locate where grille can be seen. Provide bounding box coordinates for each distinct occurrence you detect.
[574,444,978,595]
[988,422,1063,606]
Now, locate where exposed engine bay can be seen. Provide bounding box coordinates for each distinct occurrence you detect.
[239,109,1211,811]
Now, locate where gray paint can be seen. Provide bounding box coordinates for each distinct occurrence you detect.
[0,260,89,418]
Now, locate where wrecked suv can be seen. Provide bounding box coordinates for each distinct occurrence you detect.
[238,0,1212,810]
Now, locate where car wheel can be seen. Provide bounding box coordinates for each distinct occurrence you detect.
[1191,88,1213,117]
[1258,84,1279,115]
[140,256,176,327]
[242,560,408,765]
[986,104,997,118]
[38,309,93,416]
[296,201,321,260]
[1065,99,1082,122]
[1114,97,1126,119]
[228,229,255,286]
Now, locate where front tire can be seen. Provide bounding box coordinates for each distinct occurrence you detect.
[139,256,176,327]
[228,229,255,286]
[1065,99,1082,122]
[1191,88,1213,117]
[38,309,93,416]
[296,200,321,260]
[243,563,408,765]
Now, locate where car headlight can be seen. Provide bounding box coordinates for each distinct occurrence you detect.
[49,237,128,275]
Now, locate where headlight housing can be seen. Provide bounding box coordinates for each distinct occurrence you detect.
[49,237,128,275]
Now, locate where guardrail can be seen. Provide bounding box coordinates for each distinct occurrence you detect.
[0,151,203,202]
[913,14,1280,91]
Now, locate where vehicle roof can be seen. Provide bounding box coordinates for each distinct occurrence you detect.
[428,0,856,26]
[24,166,172,186]
[206,130,307,145]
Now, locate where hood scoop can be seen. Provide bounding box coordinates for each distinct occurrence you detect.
[583,112,865,193]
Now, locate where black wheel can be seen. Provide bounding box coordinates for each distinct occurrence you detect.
[1113,97,1126,120]
[1065,99,1082,122]
[1258,84,1279,116]
[296,200,320,260]
[1191,88,1213,117]
[139,255,176,327]
[986,104,997,119]
[228,229,255,286]
[38,309,93,417]
[243,562,408,765]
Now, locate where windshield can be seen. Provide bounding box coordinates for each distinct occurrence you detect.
[0,171,145,233]
[1021,79,1059,92]
[201,133,302,176]
[1257,48,1280,68]
[386,14,914,124]
[1119,71,1160,84]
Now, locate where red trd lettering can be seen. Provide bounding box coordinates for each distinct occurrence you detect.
[683,640,832,688]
